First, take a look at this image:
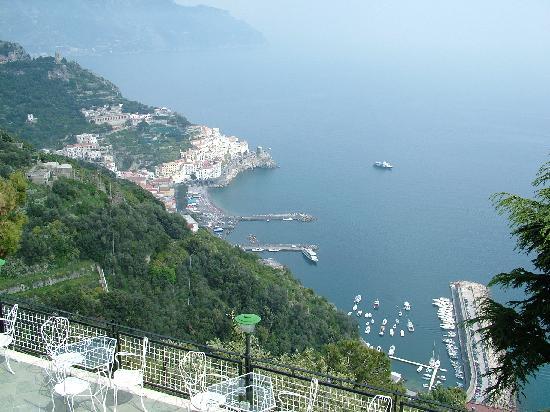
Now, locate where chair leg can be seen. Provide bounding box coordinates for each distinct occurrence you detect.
[68,396,75,412]
[51,391,56,412]
[113,386,118,412]
[4,347,15,374]
[140,385,148,412]
[90,387,98,412]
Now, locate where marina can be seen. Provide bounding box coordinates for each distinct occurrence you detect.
[390,355,446,391]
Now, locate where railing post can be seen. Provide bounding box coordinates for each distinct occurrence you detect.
[0,301,4,333]
[245,332,253,404]
[111,324,121,374]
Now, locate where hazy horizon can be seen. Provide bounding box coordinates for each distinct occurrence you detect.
[177,0,550,60]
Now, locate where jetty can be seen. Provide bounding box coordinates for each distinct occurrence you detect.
[237,213,316,222]
[240,244,318,252]
[389,356,446,391]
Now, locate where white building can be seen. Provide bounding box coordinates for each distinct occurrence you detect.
[182,215,199,233]
[75,133,98,145]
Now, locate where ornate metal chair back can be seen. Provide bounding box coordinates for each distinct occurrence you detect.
[40,316,69,357]
[307,378,319,412]
[1,304,18,337]
[179,350,207,396]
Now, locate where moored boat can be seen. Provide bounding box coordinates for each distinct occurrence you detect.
[373,161,393,169]
[302,248,319,262]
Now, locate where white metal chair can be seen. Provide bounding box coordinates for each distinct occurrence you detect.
[0,303,18,374]
[112,336,148,411]
[178,351,227,412]
[277,377,318,412]
[41,316,70,359]
[46,358,108,412]
[366,394,393,412]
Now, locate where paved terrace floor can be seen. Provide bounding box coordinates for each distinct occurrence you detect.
[0,350,192,412]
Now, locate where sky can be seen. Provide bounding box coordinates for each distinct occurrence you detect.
[177,0,550,61]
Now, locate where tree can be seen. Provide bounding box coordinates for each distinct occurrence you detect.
[418,387,467,410]
[472,160,550,398]
[0,172,27,257]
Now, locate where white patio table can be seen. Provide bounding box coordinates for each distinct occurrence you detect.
[206,372,276,412]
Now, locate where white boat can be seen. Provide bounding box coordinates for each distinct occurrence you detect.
[382,318,388,325]
[376,346,382,352]
[388,345,395,356]
[417,365,423,373]
[373,161,393,169]
[302,248,319,262]
[423,383,429,388]
[389,328,394,336]
[379,326,385,336]
[373,299,380,309]
[407,320,414,332]
[354,295,362,303]
[251,247,264,252]
[395,319,400,324]
[282,217,293,221]
[403,301,411,311]
[352,304,358,311]
[364,313,369,318]
[213,227,224,233]
[400,330,405,337]
[366,312,372,318]
[347,312,352,316]
[365,325,371,334]
[267,248,281,252]
[357,310,363,316]
[392,324,397,329]
[438,375,446,381]
[371,319,374,324]
[398,311,402,317]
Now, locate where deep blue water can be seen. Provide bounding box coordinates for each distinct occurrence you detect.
[77,48,549,410]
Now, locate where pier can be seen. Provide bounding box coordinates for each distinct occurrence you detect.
[237,213,316,222]
[239,244,318,252]
[389,356,446,391]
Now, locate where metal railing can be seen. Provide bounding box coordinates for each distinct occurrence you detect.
[0,298,463,412]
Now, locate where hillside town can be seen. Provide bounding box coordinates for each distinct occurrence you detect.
[55,104,275,213]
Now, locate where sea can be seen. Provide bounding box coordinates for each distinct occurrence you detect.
[77,47,549,410]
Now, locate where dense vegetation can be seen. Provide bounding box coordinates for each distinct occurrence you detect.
[471,160,550,398]
[0,131,357,355]
[0,52,152,148]
[0,0,264,56]
[105,121,192,170]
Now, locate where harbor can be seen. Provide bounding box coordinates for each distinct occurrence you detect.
[389,356,447,391]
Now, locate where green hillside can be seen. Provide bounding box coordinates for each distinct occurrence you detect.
[0,130,357,354]
[0,49,153,148]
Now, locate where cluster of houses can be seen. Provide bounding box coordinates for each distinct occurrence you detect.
[52,105,252,216]
[81,104,153,129]
[27,162,74,185]
[118,170,177,212]
[56,133,117,173]
[155,125,249,183]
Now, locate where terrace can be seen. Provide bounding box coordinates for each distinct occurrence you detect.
[0,298,461,412]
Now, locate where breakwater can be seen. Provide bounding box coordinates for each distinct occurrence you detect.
[451,281,516,410]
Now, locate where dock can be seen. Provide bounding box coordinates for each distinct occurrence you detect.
[239,244,318,252]
[389,355,446,391]
[237,213,316,222]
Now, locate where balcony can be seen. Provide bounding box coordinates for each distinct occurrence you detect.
[0,298,461,411]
